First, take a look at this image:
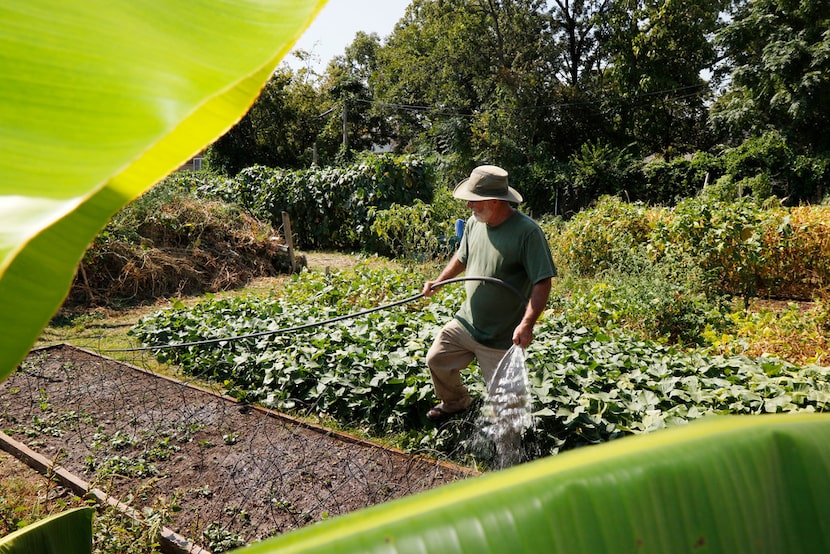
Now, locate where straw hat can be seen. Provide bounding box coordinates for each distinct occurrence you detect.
[453,165,523,203]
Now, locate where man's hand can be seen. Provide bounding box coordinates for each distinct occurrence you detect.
[513,277,552,347]
[512,320,534,348]
[423,254,466,299]
[422,280,439,297]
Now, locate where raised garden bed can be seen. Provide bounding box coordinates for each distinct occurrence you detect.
[0,345,474,552]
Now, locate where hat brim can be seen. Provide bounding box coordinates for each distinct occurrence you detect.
[453,179,523,203]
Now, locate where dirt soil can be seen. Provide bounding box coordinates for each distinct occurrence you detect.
[0,344,474,551]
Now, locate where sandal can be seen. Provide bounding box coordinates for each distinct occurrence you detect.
[426,404,465,423]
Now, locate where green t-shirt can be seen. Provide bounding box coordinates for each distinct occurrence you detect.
[455,210,557,348]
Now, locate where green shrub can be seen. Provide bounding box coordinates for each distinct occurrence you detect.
[218,154,433,252]
[369,185,469,260]
[640,151,721,204]
[556,196,652,276]
[722,131,792,199]
[564,141,642,211]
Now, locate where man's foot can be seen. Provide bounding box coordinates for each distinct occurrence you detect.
[426,404,466,423]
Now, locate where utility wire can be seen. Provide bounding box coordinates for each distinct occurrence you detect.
[351,82,709,118]
[105,276,526,353]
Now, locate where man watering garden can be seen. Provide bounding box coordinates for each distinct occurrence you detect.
[421,165,556,423]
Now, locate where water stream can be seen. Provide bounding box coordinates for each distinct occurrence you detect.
[478,345,534,469]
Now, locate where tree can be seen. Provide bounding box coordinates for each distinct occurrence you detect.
[373,0,556,181]
[549,0,611,90]
[318,32,392,161]
[711,0,830,155]
[541,0,617,159]
[601,0,725,155]
[206,67,330,174]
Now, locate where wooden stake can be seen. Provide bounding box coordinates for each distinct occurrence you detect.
[281,211,296,274]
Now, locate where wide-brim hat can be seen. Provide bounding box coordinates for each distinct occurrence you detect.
[453,165,523,203]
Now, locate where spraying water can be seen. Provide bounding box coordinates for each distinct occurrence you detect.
[479,345,534,469]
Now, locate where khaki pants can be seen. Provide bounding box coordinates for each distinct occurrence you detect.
[426,319,509,412]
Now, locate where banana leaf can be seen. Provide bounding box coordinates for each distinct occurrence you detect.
[0,0,326,381]
[0,507,93,554]
[241,413,830,553]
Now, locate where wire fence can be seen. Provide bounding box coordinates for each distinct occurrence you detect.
[0,344,474,552]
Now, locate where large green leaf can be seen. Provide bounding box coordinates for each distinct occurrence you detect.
[0,507,93,554]
[0,0,325,380]
[243,414,830,553]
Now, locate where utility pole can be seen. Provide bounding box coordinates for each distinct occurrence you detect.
[341,94,348,150]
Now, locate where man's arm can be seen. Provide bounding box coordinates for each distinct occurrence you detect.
[422,254,466,297]
[512,277,552,347]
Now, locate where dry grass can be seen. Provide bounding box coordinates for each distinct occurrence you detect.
[705,298,830,366]
[66,190,300,311]
[0,451,87,536]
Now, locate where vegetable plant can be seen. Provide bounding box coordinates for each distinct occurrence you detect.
[131,264,830,462]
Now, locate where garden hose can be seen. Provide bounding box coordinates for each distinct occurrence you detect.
[107,276,527,352]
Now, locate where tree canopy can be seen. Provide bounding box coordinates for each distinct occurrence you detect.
[205,0,830,209]
[712,0,830,154]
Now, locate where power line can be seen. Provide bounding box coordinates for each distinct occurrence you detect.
[350,82,709,118]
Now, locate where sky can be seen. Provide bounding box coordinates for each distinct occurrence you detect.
[284,0,412,73]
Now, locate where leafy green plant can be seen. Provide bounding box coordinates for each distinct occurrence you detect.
[370,185,469,260]
[131,264,830,463]
[92,494,178,554]
[0,506,93,554]
[12,411,90,440]
[144,436,180,462]
[91,431,139,451]
[199,154,434,252]
[0,0,326,381]
[203,522,246,553]
[92,456,160,479]
[561,267,730,346]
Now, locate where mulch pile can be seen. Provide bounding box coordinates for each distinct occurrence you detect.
[65,197,305,310]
